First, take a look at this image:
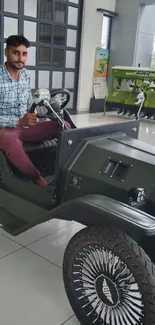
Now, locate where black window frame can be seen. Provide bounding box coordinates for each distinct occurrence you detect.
[0,0,84,112]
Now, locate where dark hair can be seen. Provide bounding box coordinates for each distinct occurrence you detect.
[6,35,30,48]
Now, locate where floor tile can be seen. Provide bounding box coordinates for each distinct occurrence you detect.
[0,249,73,325]
[0,234,21,258]
[63,316,80,325]
[28,222,85,267]
[1,219,73,246]
[138,119,155,145]
[71,112,126,128]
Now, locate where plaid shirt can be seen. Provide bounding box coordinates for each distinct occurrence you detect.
[0,64,33,128]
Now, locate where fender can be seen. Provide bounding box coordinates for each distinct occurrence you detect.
[49,194,155,236]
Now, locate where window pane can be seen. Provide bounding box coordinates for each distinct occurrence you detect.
[54,26,65,46]
[28,70,36,89]
[24,0,37,17]
[24,21,37,42]
[52,71,63,88]
[39,71,50,88]
[4,0,18,13]
[40,24,52,44]
[67,29,77,47]
[53,49,65,67]
[66,51,75,68]
[54,3,66,24]
[4,17,18,38]
[69,0,79,3]
[39,47,51,66]
[27,47,36,66]
[65,72,74,88]
[3,43,6,63]
[68,6,78,26]
[40,0,53,20]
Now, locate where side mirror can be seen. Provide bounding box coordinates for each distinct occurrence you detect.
[33,89,51,105]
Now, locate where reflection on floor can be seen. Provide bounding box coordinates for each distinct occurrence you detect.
[72,112,155,146]
[0,112,155,325]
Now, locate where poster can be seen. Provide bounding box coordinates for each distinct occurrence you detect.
[93,47,109,99]
[93,78,108,99]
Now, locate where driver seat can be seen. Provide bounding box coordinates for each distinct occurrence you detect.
[23,138,57,152]
[22,138,58,178]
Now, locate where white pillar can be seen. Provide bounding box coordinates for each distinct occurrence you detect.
[77,0,116,112]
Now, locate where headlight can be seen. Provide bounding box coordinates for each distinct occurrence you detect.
[128,188,146,206]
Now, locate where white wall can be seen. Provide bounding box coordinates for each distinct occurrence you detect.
[77,0,116,112]
[134,4,155,67]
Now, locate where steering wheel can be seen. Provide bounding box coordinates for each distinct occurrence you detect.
[29,88,71,129]
[50,89,71,111]
[30,88,70,115]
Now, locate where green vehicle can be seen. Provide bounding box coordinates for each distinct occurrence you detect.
[104,66,155,119]
[1,88,155,325]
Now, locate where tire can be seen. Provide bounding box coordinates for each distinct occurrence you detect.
[63,227,155,325]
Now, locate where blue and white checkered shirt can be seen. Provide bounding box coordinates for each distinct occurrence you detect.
[0,64,33,128]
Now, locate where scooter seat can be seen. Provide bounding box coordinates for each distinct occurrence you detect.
[23,138,58,152]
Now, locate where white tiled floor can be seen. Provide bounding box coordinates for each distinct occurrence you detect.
[1,112,155,325]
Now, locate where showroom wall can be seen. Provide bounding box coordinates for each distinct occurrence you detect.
[77,0,116,112]
[109,0,155,85]
[134,4,155,67]
[109,0,140,68]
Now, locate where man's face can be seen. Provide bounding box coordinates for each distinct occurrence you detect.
[5,44,28,70]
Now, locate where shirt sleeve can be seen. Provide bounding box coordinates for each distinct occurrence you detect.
[27,74,33,109]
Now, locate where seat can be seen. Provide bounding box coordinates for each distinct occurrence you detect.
[23,138,58,152]
[22,138,58,177]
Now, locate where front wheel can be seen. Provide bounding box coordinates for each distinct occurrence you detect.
[63,227,155,325]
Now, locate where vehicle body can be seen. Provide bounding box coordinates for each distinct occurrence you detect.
[1,88,155,325]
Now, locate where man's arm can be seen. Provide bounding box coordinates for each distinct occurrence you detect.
[18,74,37,127]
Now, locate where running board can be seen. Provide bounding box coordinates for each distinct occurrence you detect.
[0,188,49,236]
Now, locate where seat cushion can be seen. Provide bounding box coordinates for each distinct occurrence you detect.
[23,138,58,152]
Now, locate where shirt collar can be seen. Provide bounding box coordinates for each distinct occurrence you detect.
[3,62,24,81]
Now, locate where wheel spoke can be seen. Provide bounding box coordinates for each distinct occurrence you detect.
[73,267,95,282]
[74,261,96,279]
[120,304,139,324]
[87,298,103,316]
[123,301,143,321]
[74,278,94,288]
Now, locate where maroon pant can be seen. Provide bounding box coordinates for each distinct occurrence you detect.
[0,121,67,182]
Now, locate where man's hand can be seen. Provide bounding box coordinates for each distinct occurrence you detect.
[18,113,37,127]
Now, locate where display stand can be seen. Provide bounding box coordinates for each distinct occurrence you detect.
[104,66,155,119]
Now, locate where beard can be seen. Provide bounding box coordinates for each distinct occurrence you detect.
[8,61,25,70]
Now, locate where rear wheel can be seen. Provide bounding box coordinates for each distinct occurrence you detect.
[63,227,155,325]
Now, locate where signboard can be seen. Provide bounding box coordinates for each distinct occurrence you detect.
[93,47,109,99]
